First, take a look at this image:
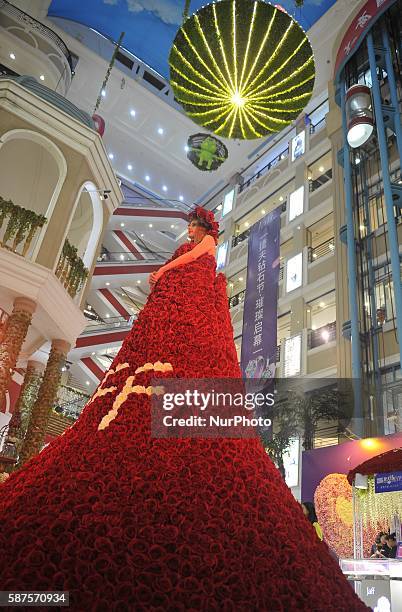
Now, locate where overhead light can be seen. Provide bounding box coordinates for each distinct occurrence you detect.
[108,153,114,160]
[162,185,167,192]
[158,127,164,135]
[184,145,189,152]
[245,222,249,227]
[149,223,153,228]
[297,225,301,230]
[308,174,312,180]
[179,195,184,201]
[217,204,222,211]
[86,381,90,386]
[101,89,106,97]
[9,52,16,60]
[105,282,110,286]
[261,209,266,214]
[39,75,45,81]
[238,277,243,281]
[127,164,133,171]
[120,254,125,260]
[105,314,110,318]
[120,222,125,227]
[312,325,317,330]
[346,84,374,148]
[319,301,325,308]
[92,352,96,355]
[137,279,141,284]
[130,109,136,117]
[279,196,284,202]
[145,175,150,182]
[319,166,324,173]
[140,233,144,237]
[171,224,175,228]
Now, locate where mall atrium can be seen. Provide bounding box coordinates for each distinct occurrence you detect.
[0,0,401,609]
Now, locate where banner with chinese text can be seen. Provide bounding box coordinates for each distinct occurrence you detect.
[240,207,281,378]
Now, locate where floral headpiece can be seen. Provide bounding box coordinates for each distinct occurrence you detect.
[188,206,219,243]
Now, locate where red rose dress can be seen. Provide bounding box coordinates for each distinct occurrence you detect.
[0,242,367,611]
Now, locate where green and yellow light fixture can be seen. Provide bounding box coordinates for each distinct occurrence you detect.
[169,0,315,140]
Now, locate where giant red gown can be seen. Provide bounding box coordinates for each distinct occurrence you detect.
[0,243,367,611]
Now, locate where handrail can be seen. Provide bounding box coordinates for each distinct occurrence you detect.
[239,147,289,193]
[308,238,335,262]
[98,251,172,263]
[0,0,73,72]
[81,315,136,334]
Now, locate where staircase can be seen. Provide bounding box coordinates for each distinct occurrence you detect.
[46,411,74,438]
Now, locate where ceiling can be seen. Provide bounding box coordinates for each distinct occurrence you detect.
[47,0,338,78]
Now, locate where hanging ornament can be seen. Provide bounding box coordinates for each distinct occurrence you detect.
[93,31,125,114]
[187,133,228,171]
[169,0,315,140]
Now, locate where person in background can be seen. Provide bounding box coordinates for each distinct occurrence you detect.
[382,534,397,559]
[370,536,387,559]
[371,532,387,556]
[301,501,323,541]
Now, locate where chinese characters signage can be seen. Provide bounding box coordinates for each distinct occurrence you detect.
[240,207,281,379]
[374,471,402,493]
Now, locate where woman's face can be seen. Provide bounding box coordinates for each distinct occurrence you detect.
[188,219,207,242]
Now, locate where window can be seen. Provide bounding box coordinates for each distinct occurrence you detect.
[283,334,302,377]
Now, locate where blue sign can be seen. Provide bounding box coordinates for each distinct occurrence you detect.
[374,471,402,494]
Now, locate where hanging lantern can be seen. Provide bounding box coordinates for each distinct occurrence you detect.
[187,133,228,171]
[346,85,374,148]
[169,0,315,140]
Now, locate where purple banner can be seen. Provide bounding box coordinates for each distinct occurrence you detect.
[240,207,281,379]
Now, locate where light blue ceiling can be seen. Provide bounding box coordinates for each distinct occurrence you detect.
[48,0,338,78]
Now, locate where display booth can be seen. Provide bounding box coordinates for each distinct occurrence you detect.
[341,449,402,611]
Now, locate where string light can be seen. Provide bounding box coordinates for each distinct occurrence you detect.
[169,0,315,139]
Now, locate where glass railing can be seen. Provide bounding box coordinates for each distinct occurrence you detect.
[53,385,90,421]
[81,315,136,335]
[97,251,171,263]
[308,238,335,262]
[309,116,326,135]
[228,289,246,309]
[307,321,336,349]
[309,168,333,193]
[239,147,289,193]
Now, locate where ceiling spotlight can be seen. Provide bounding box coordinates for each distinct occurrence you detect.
[92,352,96,356]
[127,164,132,171]
[106,282,110,286]
[145,175,150,182]
[108,153,114,160]
[9,53,15,60]
[120,222,125,227]
[137,279,141,284]
[261,209,266,214]
[319,166,324,173]
[179,195,184,201]
[279,196,284,202]
[319,302,325,308]
[158,127,164,135]
[245,222,249,227]
[86,381,90,386]
[105,314,110,318]
[101,89,106,97]
[40,75,45,81]
[162,185,167,192]
[238,277,243,281]
[171,224,175,228]
[130,109,136,117]
[149,223,153,228]
[140,233,144,237]
[120,254,125,260]
[217,204,222,210]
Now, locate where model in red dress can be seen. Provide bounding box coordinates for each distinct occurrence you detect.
[0,207,367,611]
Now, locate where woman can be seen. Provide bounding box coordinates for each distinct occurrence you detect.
[0,207,367,610]
[302,501,324,541]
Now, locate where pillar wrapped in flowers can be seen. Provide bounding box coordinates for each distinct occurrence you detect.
[17,340,70,466]
[0,297,36,408]
[0,197,47,256]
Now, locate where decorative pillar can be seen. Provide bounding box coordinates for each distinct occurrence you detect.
[17,340,70,467]
[0,297,36,409]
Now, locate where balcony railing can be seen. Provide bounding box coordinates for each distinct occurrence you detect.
[231,229,251,249]
[55,239,88,298]
[239,147,289,193]
[229,289,246,309]
[53,385,90,421]
[309,116,326,135]
[81,315,136,335]
[308,321,336,349]
[308,238,335,263]
[0,197,47,258]
[309,168,333,193]
[97,251,170,263]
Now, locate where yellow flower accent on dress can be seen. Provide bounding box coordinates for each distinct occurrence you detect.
[135,361,173,374]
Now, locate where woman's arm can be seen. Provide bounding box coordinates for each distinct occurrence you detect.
[153,235,216,281]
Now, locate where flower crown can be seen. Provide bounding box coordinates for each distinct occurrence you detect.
[188,206,219,243]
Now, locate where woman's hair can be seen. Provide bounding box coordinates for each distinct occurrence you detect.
[188,206,219,243]
[302,501,318,524]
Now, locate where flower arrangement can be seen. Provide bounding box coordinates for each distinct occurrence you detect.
[356,475,402,527]
[55,239,89,298]
[169,0,315,139]
[314,473,380,558]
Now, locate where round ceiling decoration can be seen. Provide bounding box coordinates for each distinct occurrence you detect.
[187,133,228,171]
[169,0,315,140]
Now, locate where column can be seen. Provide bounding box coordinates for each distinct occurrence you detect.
[17,340,70,467]
[0,297,36,408]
